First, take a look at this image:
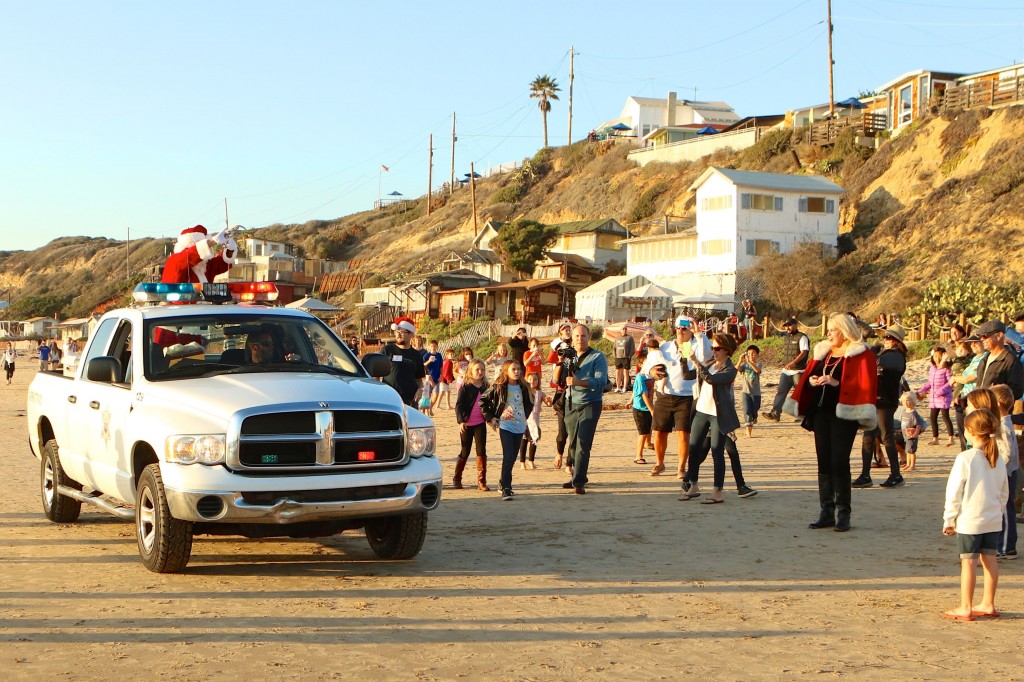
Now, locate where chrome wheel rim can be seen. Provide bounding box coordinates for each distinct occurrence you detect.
[42,458,55,509]
[138,485,157,553]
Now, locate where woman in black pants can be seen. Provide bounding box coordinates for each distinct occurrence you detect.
[790,314,878,532]
[853,325,907,489]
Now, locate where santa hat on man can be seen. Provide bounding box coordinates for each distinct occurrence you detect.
[174,225,209,253]
[391,316,416,334]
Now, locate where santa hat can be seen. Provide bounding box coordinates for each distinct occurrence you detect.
[390,316,416,334]
[174,225,209,254]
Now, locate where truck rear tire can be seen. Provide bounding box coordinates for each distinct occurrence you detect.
[136,464,193,573]
[41,439,82,523]
[365,512,427,560]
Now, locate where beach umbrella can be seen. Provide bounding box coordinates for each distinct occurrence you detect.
[675,292,734,305]
[285,297,340,312]
[610,122,632,131]
[836,97,867,109]
[463,171,482,178]
[696,125,719,135]
[620,283,682,321]
[387,191,403,196]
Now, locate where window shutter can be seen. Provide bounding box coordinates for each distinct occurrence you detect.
[826,199,835,214]
[746,239,755,255]
[774,196,783,211]
[772,241,780,253]
[798,198,808,213]
[741,193,751,209]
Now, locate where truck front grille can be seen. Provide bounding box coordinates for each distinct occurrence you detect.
[233,409,404,473]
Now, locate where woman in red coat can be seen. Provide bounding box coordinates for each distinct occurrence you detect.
[788,313,877,532]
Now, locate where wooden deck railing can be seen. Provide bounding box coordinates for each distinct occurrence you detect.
[939,76,1024,113]
[806,112,887,145]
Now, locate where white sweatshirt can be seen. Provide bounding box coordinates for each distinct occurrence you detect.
[943,447,1009,534]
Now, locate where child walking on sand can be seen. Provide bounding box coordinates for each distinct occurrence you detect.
[632,362,664,464]
[942,408,1008,621]
[897,392,925,471]
[737,345,762,438]
[453,359,490,491]
[518,371,551,469]
[435,348,456,409]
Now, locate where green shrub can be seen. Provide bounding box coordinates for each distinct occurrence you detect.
[627,181,670,223]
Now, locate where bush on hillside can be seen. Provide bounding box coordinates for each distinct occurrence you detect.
[627,181,670,223]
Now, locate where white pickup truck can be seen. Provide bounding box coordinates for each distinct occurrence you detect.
[26,282,441,573]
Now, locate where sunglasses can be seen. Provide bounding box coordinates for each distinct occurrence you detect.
[711,346,726,351]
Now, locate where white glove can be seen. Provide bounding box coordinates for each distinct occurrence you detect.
[225,237,238,253]
[213,228,230,245]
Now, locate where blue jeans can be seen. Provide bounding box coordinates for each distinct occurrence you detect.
[684,411,727,490]
[741,393,761,426]
[498,428,524,491]
[565,401,601,488]
[1003,469,1018,554]
[771,371,800,416]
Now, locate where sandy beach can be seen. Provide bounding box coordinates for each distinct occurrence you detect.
[0,359,1020,680]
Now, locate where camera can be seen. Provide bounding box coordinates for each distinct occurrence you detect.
[556,343,578,379]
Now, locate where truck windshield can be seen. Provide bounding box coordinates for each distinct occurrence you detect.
[144,314,364,380]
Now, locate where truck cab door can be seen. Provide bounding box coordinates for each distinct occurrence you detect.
[73,319,136,501]
[58,317,118,486]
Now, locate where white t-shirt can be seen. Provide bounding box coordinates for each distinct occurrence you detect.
[695,364,718,416]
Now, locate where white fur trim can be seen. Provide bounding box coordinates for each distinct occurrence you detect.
[195,238,214,262]
[836,402,877,430]
[812,340,869,361]
[391,320,416,334]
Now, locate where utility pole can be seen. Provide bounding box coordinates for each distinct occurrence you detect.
[567,46,574,144]
[449,112,456,194]
[470,162,478,232]
[427,134,434,216]
[827,0,835,118]
[223,197,230,231]
[126,227,131,279]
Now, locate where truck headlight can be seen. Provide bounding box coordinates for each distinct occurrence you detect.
[406,427,435,458]
[166,435,226,465]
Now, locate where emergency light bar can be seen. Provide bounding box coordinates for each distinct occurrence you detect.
[133,282,279,304]
[133,282,200,303]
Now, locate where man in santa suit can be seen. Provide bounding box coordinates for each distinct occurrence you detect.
[161,225,237,284]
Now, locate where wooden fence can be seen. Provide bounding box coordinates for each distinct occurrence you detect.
[806,112,887,145]
[939,76,1024,113]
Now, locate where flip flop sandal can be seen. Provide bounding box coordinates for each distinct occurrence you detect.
[971,610,1000,618]
[678,491,701,501]
[700,497,724,504]
[634,458,647,464]
[941,612,975,621]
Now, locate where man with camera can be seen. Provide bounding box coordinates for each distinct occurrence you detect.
[560,324,608,494]
[648,316,711,479]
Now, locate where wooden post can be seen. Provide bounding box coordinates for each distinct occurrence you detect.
[427,134,433,216]
[449,112,456,194]
[821,314,827,338]
[958,312,965,330]
[921,313,928,342]
[470,162,478,232]
[763,315,770,339]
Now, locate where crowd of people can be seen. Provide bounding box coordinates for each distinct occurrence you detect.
[371,310,1021,620]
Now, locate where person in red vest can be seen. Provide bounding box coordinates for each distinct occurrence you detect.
[161,225,237,284]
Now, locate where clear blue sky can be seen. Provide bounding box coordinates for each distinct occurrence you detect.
[2,1,1021,252]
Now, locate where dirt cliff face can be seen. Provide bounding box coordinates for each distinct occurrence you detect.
[4,105,1023,320]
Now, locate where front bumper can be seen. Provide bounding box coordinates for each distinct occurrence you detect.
[165,478,441,523]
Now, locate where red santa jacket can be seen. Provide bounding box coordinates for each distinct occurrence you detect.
[161,239,234,284]
[786,340,878,430]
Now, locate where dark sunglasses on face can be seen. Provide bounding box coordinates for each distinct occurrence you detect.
[711,346,725,351]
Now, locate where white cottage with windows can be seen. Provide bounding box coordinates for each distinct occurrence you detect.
[621,167,843,302]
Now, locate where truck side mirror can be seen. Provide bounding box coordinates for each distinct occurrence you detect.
[86,357,123,384]
[361,352,392,378]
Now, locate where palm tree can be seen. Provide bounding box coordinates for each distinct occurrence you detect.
[529,75,561,148]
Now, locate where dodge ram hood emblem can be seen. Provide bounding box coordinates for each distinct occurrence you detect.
[319,401,330,408]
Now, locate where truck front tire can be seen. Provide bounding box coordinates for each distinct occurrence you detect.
[136,464,193,573]
[365,512,428,560]
[41,439,82,523]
